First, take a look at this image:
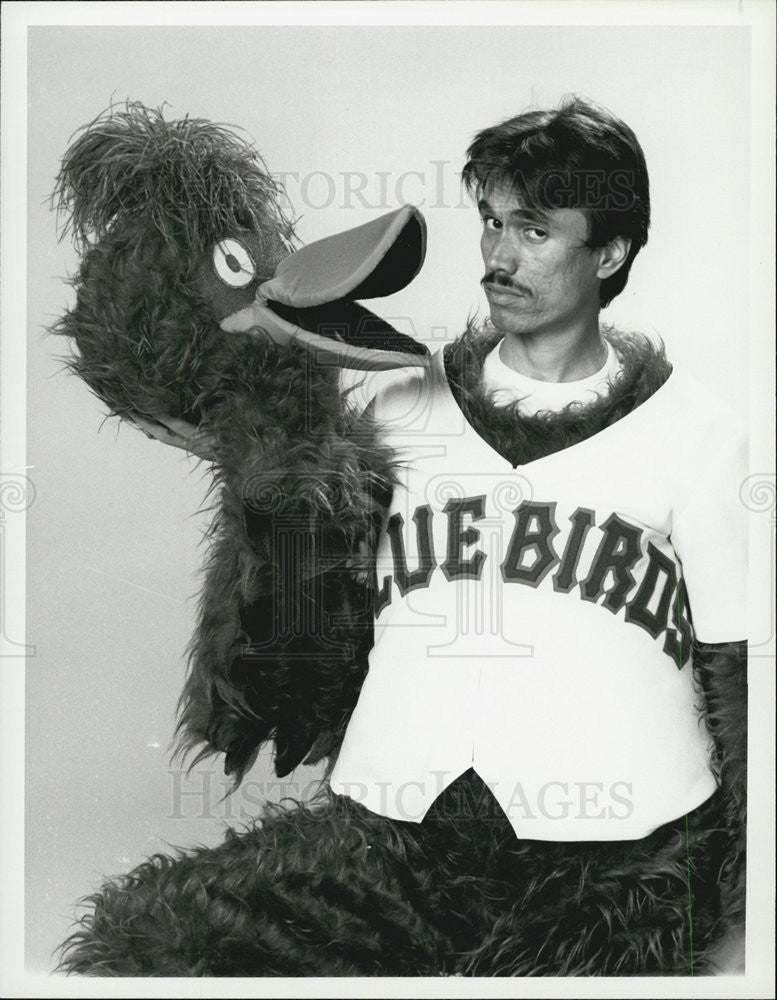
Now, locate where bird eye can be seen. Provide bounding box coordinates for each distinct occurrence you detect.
[212,239,256,288]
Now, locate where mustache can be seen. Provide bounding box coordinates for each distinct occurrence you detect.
[482,272,531,295]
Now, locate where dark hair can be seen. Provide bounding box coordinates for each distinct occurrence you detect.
[462,97,650,306]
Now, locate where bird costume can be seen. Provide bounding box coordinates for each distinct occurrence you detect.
[53,103,746,977]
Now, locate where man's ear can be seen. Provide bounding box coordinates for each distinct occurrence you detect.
[596,236,631,279]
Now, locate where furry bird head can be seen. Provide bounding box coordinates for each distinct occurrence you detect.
[54,102,295,259]
[53,103,301,425]
[53,102,426,428]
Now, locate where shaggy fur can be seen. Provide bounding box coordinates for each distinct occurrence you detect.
[54,103,294,255]
[53,104,746,976]
[58,770,733,977]
[443,321,671,467]
[692,639,748,928]
[53,105,399,780]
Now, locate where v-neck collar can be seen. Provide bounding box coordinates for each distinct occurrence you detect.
[433,345,675,473]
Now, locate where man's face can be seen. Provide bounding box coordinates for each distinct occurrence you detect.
[479,182,603,338]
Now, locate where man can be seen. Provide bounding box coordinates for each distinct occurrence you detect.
[98,97,749,975]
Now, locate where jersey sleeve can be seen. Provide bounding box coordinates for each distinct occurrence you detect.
[671,423,748,642]
[338,365,427,419]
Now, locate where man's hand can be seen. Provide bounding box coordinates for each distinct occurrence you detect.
[128,414,217,462]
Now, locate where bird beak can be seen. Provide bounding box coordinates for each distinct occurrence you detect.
[220,300,428,372]
[220,205,431,371]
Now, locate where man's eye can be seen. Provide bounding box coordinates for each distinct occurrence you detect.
[481,216,502,230]
[525,227,548,241]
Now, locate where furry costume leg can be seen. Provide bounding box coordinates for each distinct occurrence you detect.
[449,783,731,975]
[692,639,748,930]
[57,791,461,976]
[58,771,734,977]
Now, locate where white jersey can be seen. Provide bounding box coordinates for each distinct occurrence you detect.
[330,346,747,841]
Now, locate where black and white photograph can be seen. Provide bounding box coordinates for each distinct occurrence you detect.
[1,1,774,995]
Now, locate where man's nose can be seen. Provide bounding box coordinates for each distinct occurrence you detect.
[485,232,518,275]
